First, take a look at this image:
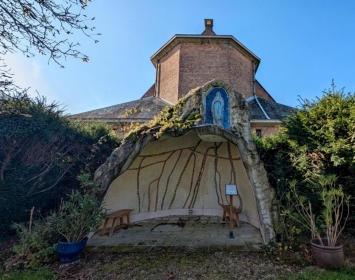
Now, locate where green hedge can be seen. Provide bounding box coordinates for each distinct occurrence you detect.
[0,93,120,238]
[255,85,355,240]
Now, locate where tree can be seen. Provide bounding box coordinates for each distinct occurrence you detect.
[0,93,119,237]
[0,1,104,238]
[0,0,97,65]
[0,0,97,96]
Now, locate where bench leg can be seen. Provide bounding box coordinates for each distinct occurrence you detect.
[127,214,130,225]
[100,218,110,236]
[109,217,117,236]
[235,213,240,227]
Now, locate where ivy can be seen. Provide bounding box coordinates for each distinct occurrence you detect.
[124,96,202,142]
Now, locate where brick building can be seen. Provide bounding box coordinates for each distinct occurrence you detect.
[72,19,294,137]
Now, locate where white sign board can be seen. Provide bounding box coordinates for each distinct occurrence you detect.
[225,184,238,196]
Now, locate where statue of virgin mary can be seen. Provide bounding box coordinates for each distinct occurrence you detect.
[212,91,224,127]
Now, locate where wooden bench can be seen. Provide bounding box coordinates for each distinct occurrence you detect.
[100,209,133,236]
[222,205,240,228]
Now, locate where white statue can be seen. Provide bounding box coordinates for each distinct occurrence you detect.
[212,91,224,127]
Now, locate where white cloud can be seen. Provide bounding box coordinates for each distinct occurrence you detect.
[4,53,57,101]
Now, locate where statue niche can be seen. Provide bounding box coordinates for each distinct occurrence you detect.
[204,87,230,129]
[212,91,224,127]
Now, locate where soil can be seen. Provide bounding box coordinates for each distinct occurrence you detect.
[51,246,301,280]
[2,238,354,279]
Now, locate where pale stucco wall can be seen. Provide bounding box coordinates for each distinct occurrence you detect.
[103,130,261,228]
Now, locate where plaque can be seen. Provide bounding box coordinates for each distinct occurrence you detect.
[225,184,238,195]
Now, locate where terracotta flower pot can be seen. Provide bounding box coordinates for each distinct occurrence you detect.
[310,238,344,269]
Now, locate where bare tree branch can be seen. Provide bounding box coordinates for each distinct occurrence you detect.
[0,0,97,66]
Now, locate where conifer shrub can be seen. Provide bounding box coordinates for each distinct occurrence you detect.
[255,84,355,245]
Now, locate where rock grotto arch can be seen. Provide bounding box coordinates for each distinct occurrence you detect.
[94,80,276,243]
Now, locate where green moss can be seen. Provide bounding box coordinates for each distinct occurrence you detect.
[123,95,203,142]
[187,112,201,121]
[125,130,139,142]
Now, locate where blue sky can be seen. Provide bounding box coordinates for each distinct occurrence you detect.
[6,0,355,114]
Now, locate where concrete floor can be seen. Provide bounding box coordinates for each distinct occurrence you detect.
[88,215,263,248]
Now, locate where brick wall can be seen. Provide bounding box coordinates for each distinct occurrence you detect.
[141,84,155,98]
[251,124,281,137]
[158,45,181,104]
[156,40,276,104]
[255,81,274,101]
[178,42,254,99]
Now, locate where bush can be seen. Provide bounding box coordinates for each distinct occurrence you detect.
[256,84,355,245]
[0,93,120,238]
[6,173,105,268]
[285,178,350,246]
[8,218,59,268]
[50,174,107,242]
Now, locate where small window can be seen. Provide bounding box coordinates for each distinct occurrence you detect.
[256,129,262,138]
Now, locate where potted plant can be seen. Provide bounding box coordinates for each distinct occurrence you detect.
[50,174,106,263]
[287,176,350,269]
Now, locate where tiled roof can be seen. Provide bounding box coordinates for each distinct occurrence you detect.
[247,96,296,120]
[71,95,295,123]
[70,96,171,122]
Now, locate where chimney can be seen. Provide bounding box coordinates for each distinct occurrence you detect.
[202,19,216,35]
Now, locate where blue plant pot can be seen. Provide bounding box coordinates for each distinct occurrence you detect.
[57,237,88,263]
